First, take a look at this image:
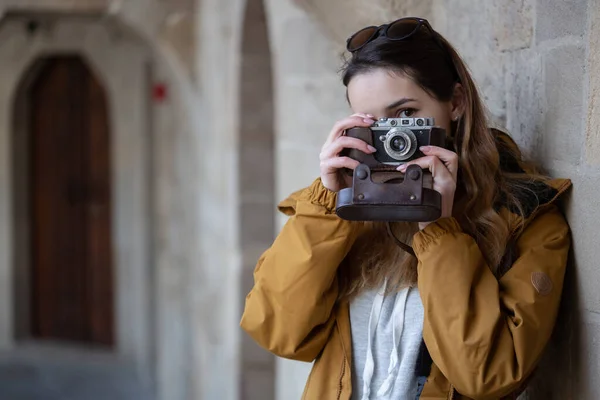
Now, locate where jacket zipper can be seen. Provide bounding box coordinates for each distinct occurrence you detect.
[448,385,456,400]
[337,354,346,400]
[335,319,349,400]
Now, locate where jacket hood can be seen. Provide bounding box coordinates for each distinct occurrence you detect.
[494,128,571,221]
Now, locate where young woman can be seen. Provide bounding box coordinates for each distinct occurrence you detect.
[241,17,571,400]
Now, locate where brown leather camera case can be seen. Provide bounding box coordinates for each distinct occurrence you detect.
[335,126,445,222]
[336,164,442,222]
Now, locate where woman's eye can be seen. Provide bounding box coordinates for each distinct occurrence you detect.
[397,108,416,117]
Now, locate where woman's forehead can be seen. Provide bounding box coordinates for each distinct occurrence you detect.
[347,69,425,111]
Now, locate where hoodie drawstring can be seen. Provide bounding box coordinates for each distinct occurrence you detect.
[361,281,411,400]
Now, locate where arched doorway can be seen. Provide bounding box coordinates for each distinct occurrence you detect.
[28,55,114,346]
[0,13,164,399]
[239,0,276,398]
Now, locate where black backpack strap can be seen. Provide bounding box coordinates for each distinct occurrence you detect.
[414,338,433,399]
[415,338,433,377]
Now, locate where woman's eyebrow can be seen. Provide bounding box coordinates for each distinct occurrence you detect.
[385,98,417,111]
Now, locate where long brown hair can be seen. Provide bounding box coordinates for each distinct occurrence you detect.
[338,21,546,299]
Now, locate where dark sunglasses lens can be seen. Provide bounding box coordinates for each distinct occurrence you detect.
[348,26,378,51]
[387,18,421,40]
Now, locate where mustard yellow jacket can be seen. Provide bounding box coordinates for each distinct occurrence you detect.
[241,172,571,399]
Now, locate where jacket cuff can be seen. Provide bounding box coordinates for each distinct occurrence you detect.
[413,217,463,256]
[301,178,338,213]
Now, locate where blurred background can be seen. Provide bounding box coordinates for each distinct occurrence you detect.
[0,0,597,399]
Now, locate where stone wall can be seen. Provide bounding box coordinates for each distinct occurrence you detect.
[238,0,276,398]
[193,0,246,398]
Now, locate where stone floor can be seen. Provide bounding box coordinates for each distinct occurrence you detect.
[0,342,154,400]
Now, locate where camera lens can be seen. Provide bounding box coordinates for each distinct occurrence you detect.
[383,128,418,161]
[391,137,407,152]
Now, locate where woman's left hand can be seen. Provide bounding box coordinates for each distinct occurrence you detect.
[397,146,459,230]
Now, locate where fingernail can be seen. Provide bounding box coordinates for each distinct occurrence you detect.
[420,146,430,151]
[366,113,375,118]
[367,145,377,152]
[397,164,407,171]
[363,118,375,124]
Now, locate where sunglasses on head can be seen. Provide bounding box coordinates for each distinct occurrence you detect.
[346,17,442,53]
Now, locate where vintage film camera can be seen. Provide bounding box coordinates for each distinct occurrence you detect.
[336,117,446,222]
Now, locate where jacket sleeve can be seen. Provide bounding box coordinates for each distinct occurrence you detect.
[240,178,362,362]
[414,205,570,399]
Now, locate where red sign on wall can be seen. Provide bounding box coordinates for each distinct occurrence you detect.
[152,83,168,102]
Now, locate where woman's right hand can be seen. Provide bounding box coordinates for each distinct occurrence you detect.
[319,113,377,192]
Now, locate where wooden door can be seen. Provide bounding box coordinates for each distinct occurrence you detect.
[29,56,114,346]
